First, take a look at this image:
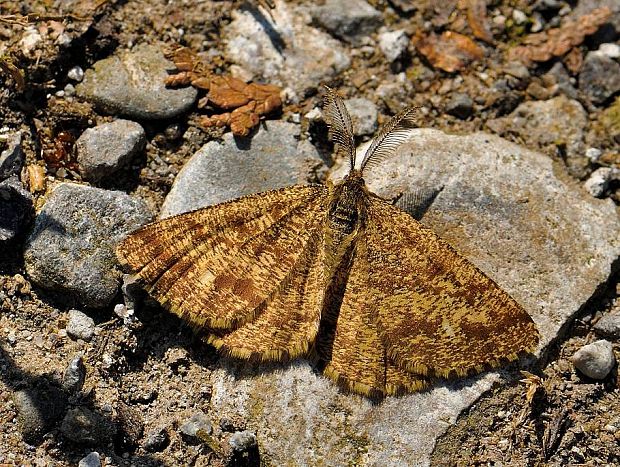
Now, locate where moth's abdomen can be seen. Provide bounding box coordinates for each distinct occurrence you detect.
[328,203,358,235]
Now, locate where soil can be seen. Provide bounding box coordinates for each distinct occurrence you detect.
[0,0,618,465]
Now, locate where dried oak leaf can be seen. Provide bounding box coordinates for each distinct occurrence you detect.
[414,31,484,72]
[164,46,282,137]
[507,7,612,66]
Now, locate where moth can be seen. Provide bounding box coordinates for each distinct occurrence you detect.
[117,87,539,398]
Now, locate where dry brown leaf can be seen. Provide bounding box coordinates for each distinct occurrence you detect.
[414,31,484,72]
[466,0,494,44]
[165,46,282,136]
[507,7,612,67]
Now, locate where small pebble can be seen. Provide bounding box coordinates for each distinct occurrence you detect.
[66,310,95,341]
[598,43,620,59]
[229,430,257,452]
[571,340,616,380]
[62,355,86,393]
[60,407,114,444]
[512,9,527,25]
[14,383,68,442]
[78,452,101,467]
[593,310,620,339]
[445,93,474,120]
[179,411,213,444]
[584,167,613,198]
[142,427,169,452]
[378,29,408,64]
[585,148,602,162]
[344,98,378,136]
[579,52,620,105]
[67,66,84,82]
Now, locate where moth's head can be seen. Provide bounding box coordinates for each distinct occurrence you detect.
[322,85,418,177]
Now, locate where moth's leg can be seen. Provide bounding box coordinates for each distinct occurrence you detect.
[394,185,444,221]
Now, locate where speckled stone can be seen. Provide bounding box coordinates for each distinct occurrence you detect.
[76,43,197,119]
[24,183,152,308]
[309,0,382,45]
[571,340,616,380]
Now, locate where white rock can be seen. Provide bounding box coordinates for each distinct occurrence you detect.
[584,167,613,198]
[378,29,409,63]
[571,340,616,380]
[598,43,620,59]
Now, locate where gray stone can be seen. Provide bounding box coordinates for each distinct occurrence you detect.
[76,120,145,182]
[24,183,152,308]
[594,310,620,339]
[14,383,68,442]
[179,411,213,444]
[61,407,114,444]
[67,65,84,82]
[0,176,33,243]
[445,93,474,119]
[62,354,86,393]
[225,3,350,101]
[546,62,577,99]
[143,427,170,452]
[344,98,378,136]
[599,43,620,59]
[210,129,620,466]
[0,131,23,181]
[579,52,620,105]
[309,0,382,45]
[487,95,588,177]
[571,340,616,380]
[378,29,409,64]
[229,430,257,452]
[76,43,197,119]
[78,452,101,467]
[66,310,95,341]
[160,121,325,218]
[584,167,617,198]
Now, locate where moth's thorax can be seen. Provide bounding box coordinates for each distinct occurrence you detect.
[326,170,369,236]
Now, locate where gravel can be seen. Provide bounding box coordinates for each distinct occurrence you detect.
[179,411,213,444]
[142,427,170,452]
[571,340,616,380]
[309,0,382,45]
[445,93,474,119]
[0,176,33,243]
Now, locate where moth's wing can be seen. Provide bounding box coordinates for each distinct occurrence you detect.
[366,198,539,378]
[206,229,326,362]
[315,236,429,398]
[116,185,329,330]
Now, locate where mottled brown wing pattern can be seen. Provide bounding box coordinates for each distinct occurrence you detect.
[315,236,429,397]
[365,198,539,379]
[206,228,326,362]
[117,185,329,330]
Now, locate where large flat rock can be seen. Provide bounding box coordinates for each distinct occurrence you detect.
[205,130,619,466]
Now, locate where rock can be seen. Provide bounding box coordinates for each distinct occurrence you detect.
[179,411,213,444]
[487,95,588,177]
[546,62,578,99]
[225,3,350,101]
[593,310,620,339]
[503,61,530,80]
[344,98,378,136]
[143,427,170,452]
[160,121,325,218]
[62,354,86,393]
[598,43,620,59]
[14,382,68,442]
[229,430,257,452]
[309,0,382,45]
[598,96,620,144]
[571,340,616,380]
[584,167,617,198]
[378,29,409,64]
[210,129,620,466]
[60,407,115,444]
[445,93,474,119]
[579,52,620,105]
[67,65,84,82]
[76,43,197,119]
[76,120,145,182]
[0,176,33,243]
[78,452,101,467]
[24,183,152,308]
[0,131,24,180]
[66,310,95,341]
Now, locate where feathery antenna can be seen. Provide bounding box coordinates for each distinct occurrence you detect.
[359,107,418,173]
[322,86,356,170]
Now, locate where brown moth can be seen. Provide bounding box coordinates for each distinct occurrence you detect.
[116,87,539,398]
